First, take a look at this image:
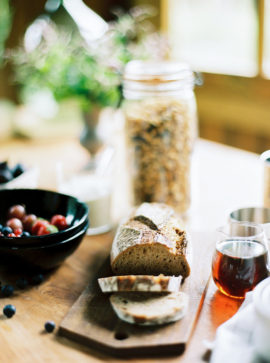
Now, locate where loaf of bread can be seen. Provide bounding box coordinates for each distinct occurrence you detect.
[98,275,182,293]
[110,203,191,277]
[110,291,189,326]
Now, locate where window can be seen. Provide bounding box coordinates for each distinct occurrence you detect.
[161,0,270,153]
[167,0,258,77]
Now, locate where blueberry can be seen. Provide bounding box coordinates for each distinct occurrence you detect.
[32,274,44,285]
[0,161,8,170]
[1,284,14,297]
[0,169,13,184]
[21,231,31,237]
[12,163,25,178]
[3,304,16,318]
[44,321,55,333]
[16,278,28,289]
[2,226,13,236]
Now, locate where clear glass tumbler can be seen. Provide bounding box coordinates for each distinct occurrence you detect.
[212,222,269,299]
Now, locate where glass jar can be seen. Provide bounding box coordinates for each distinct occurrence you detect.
[122,60,198,214]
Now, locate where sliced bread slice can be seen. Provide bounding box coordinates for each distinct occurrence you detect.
[98,275,182,293]
[110,291,188,326]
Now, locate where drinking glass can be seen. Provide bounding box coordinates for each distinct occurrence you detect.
[229,207,270,249]
[212,222,269,299]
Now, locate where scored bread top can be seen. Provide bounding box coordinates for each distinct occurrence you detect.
[110,203,191,277]
[133,203,175,231]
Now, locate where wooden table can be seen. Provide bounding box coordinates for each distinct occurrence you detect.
[0,137,263,362]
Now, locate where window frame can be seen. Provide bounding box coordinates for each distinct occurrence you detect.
[160,0,270,153]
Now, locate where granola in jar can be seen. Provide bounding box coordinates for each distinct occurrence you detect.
[123,61,198,214]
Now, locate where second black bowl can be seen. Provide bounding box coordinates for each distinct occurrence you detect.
[0,223,88,270]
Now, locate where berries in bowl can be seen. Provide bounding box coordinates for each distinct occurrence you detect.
[0,189,89,270]
[0,204,69,238]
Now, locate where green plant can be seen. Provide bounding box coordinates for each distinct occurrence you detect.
[12,28,120,111]
[10,6,167,111]
[0,0,12,66]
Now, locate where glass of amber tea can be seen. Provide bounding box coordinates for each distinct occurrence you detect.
[212,222,269,299]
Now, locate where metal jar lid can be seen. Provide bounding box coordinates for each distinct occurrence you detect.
[123,60,195,98]
[124,60,194,82]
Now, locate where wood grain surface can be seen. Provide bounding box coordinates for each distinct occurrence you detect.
[0,231,114,363]
[59,230,212,357]
[0,138,259,362]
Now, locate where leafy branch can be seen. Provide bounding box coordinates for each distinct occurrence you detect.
[10,6,168,110]
[0,0,12,66]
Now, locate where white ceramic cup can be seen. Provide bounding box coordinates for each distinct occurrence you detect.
[59,173,112,235]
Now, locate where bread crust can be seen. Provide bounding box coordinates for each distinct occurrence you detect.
[98,275,182,293]
[110,203,191,277]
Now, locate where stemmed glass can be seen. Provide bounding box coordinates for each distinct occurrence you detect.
[212,222,269,299]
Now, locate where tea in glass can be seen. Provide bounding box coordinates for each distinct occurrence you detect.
[212,222,269,299]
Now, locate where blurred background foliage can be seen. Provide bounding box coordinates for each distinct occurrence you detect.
[9,4,167,111]
[0,0,162,104]
[1,0,270,153]
[0,0,12,66]
[0,0,168,140]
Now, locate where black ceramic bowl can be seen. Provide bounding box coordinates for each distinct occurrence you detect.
[0,223,88,270]
[0,189,88,246]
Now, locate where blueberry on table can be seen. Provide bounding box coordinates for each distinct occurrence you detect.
[32,274,44,285]
[12,163,25,178]
[3,304,16,318]
[16,278,28,289]
[0,169,13,183]
[21,231,30,237]
[2,227,13,236]
[0,161,8,170]
[1,284,14,297]
[44,321,55,333]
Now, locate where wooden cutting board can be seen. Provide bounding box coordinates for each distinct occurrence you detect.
[59,230,212,357]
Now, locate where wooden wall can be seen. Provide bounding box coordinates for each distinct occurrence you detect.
[196,73,270,154]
